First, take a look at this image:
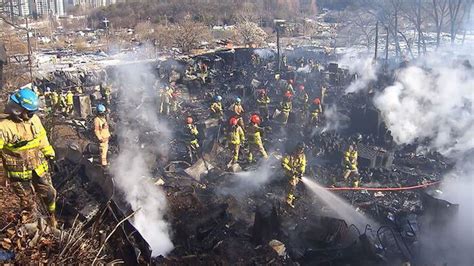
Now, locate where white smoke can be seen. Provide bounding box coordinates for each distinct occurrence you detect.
[321,105,350,133]
[297,64,312,73]
[110,59,174,256]
[374,55,474,157]
[338,50,378,94]
[219,158,276,198]
[253,48,274,60]
[373,49,474,263]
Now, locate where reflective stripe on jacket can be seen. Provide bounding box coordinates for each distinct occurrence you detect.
[229,125,245,145]
[0,114,54,180]
[94,116,110,142]
[246,124,264,145]
[282,153,306,175]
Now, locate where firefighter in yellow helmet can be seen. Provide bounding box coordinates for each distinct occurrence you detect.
[65,90,74,115]
[0,88,58,227]
[228,116,245,164]
[247,114,268,163]
[281,142,306,208]
[210,95,224,120]
[93,104,110,167]
[185,116,200,163]
[343,143,360,187]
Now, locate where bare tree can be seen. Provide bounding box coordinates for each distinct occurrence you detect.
[448,0,462,43]
[429,0,449,47]
[171,15,212,53]
[233,19,268,46]
[401,0,428,55]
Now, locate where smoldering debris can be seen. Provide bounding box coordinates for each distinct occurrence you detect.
[29,44,473,265]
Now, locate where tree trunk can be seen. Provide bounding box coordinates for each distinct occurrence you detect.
[394,9,400,58]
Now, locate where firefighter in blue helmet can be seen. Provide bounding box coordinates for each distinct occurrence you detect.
[0,88,58,227]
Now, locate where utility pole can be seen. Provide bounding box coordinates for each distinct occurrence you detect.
[385,26,389,68]
[26,16,33,82]
[274,19,286,74]
[374,21,379,62]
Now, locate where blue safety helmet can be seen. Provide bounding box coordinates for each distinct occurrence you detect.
[235,97,241,103]
[215,95,222,101]
[97,104,106,114]
[10,88,39,112]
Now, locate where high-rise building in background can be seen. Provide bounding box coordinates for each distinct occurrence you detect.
[1,0,30,18]
[1,0,115,18]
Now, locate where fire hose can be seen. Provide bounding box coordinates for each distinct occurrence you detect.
[325,181,441,191]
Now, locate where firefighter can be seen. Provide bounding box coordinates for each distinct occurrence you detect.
[278,92,293,125]
[170,85,180,115]
[231,97,245,128]
[256,89,270,121]
[281,142,306,208]
[159,85,173,115]
[281,79,295,96]
[50,90,59,113]
[309,97,323,126]
[210,95,224,120]
[100,83,111,106]
[0,88,58,227]
[247,114,268,163]
[185,116,200,163]
[251,53,261,67]
[44,87,52,109]
[295,84,309,119]
[199,62,208,83]
[228,117,245,164]
[93,104,110,167]
[281,55,288,68]
[59,91,67,113]
[65,90,74,115]
[343,144,359,187]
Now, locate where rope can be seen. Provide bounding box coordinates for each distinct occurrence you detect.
[326,181,441,191]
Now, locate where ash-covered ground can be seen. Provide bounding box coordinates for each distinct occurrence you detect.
[8,47,471,265]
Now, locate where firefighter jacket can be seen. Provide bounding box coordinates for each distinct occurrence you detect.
[232,103,244,116]
[160,87,173,103]
[257,95,270,107]
[100,85,111,97]
[310,103,322,115]
[246,124,264,145]
[281,101,292,113]
[228,125,245,145]
[344,149,358,170]
[51,92,59,105]
[93,116,110,143]
[297,92,309,105]
[282,153,306,176]
[0,114,55,180]
[185,124,199,144]
[210,101,223,114]
[66,91,74,105]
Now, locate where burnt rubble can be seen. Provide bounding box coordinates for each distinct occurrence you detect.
[8,47,461,264]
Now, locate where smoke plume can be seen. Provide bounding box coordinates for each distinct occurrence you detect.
[110,60,174,256]
[338,50,378,94]
[373,54,474,157]
[373,50,474,263]
[219,158,276,198]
